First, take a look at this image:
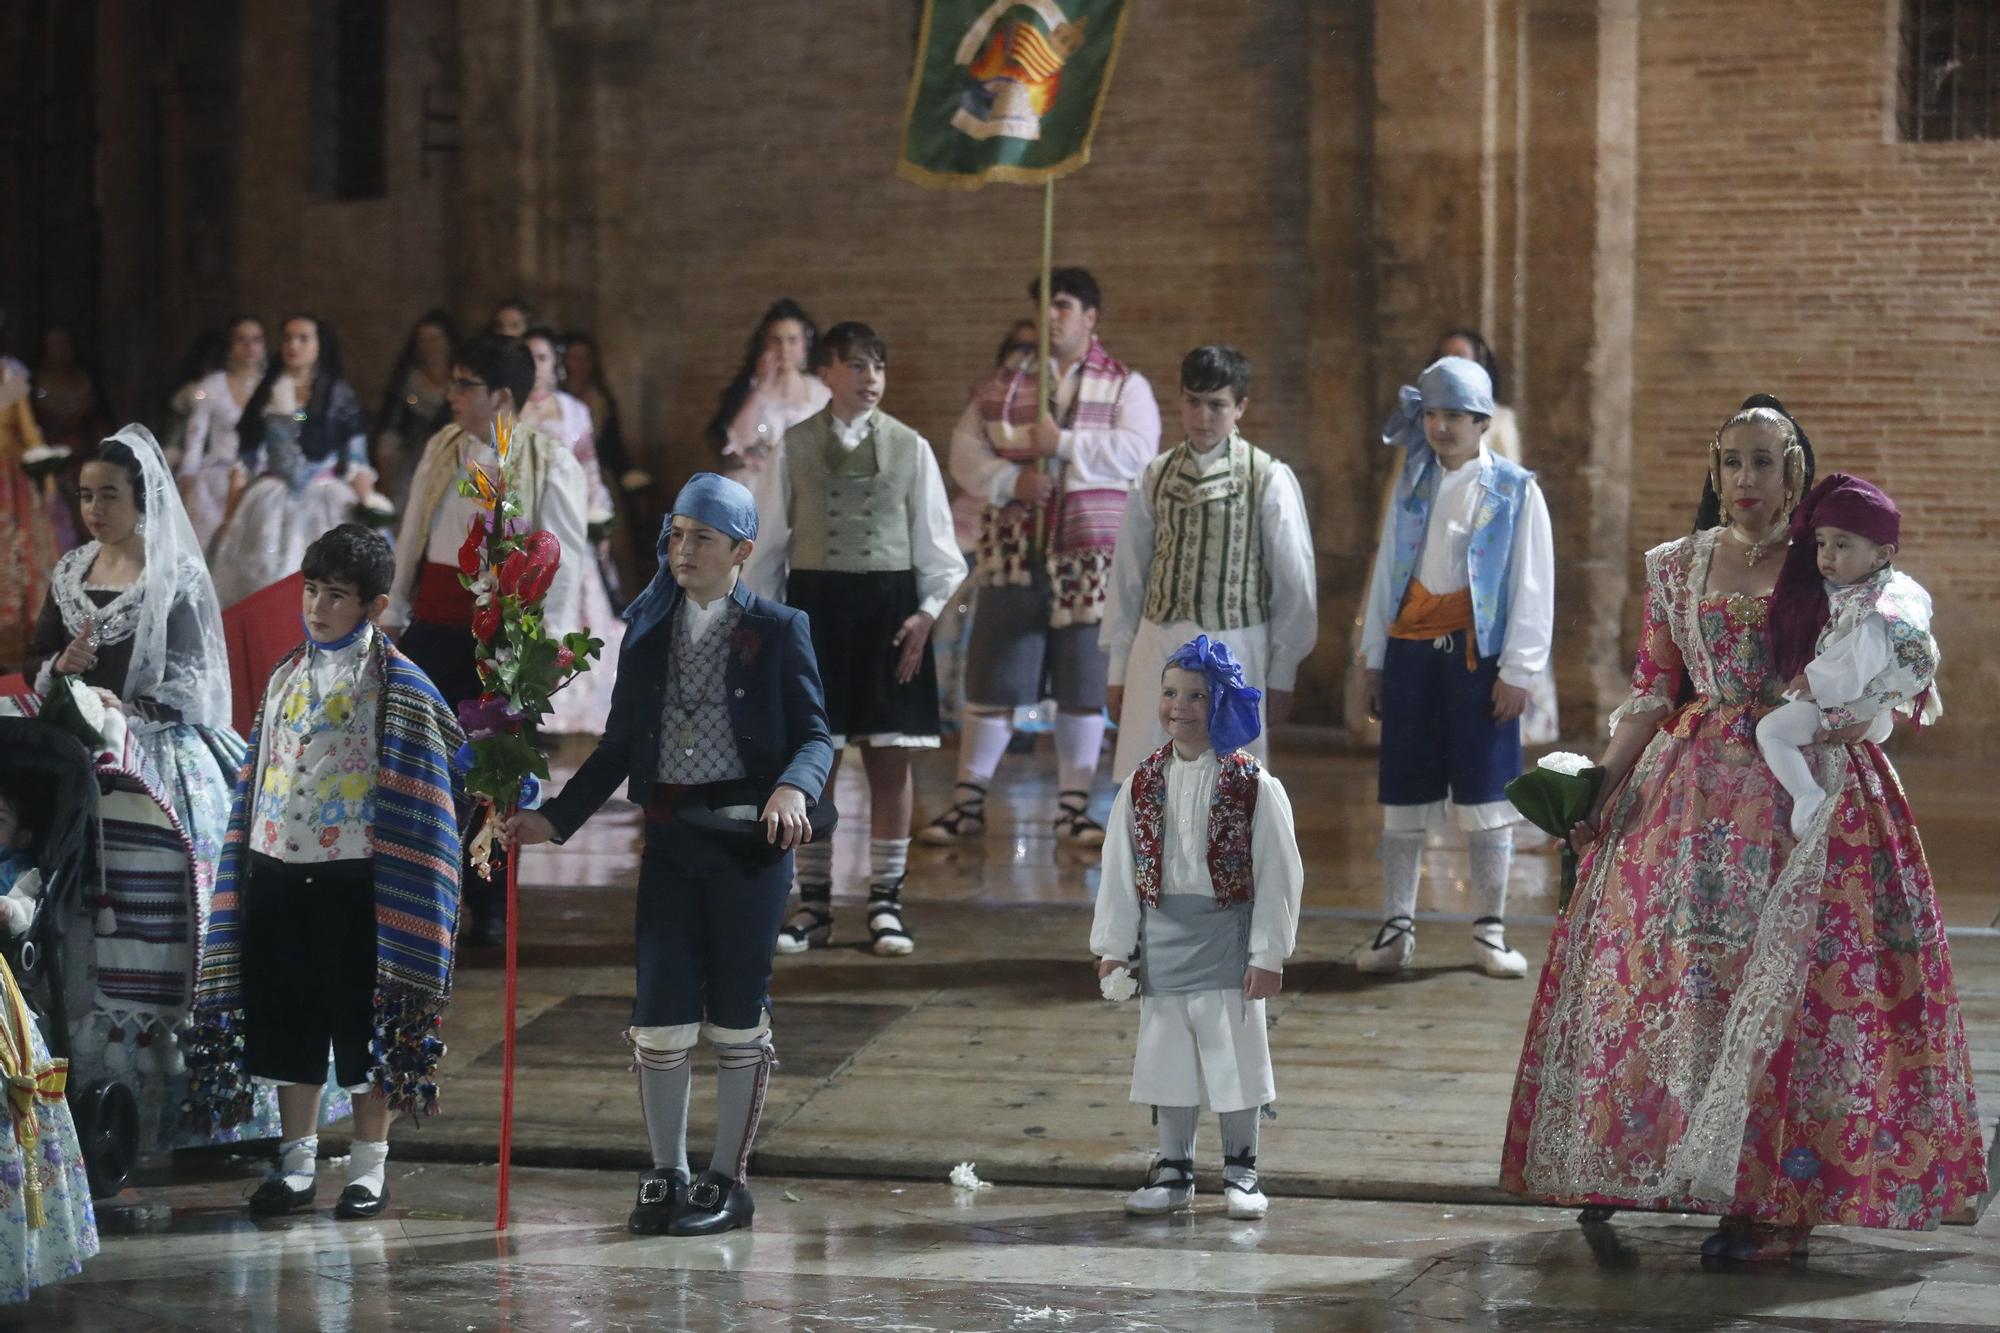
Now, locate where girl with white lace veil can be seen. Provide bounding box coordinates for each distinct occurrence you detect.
[20,425,311,1148]
[1498,400,1987,1263]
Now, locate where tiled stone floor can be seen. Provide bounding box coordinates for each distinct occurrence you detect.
[22,736,1998,1328]
[34,1163,2000,1331]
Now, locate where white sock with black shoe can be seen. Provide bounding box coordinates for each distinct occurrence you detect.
[345,1139,389,1198]
[1126,1106,1197,1215]
[1467,826,1528,978]
[278,1134,318,1192]
[866,838,914,956]
[1358,831,1424,973]
[1219,1107,1267,1219]
[777,842,834,953]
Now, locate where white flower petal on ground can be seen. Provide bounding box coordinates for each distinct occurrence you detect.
[948,1162,993,1191]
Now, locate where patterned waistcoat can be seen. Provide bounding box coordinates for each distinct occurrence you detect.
[783,408,921,573]
[1129,742,1260,909]
[1386,447,1533,659]
[1141,434,1273,630]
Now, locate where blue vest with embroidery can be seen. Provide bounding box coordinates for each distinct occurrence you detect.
[1385,448,1533,661]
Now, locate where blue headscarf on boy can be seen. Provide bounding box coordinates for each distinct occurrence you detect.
[622,472,759,641]
[1165,635,1264,755]
[1380,355,1495,493]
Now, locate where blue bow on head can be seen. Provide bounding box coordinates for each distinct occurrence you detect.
[1164,635,1263,755]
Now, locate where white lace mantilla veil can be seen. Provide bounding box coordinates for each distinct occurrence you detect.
[109,423,233,728]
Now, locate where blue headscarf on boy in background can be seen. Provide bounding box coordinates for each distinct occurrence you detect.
[1165,635,1263,755]
[1379,355,1495,496]
[622,472,759,641]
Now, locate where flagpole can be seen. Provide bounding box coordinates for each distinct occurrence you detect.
[495,836,520,1232]
[1034,178,1055,557]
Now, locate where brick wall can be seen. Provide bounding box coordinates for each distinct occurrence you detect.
[1631,0,2000,757]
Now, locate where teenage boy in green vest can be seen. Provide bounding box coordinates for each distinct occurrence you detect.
[744,322,967,957]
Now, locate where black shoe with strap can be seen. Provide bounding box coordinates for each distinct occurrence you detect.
[1053,790,1105,847]
[866,876,915,956]
[775,888,833,955]
[334,1181,390,1220]
[628,1169,688,1235]
[248,1175,316,1218]
[919,781,988,844]
[668,1170,754,1236]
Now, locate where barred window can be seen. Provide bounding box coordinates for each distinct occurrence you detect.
[1899,0,2000,142]
[308,0,388,199]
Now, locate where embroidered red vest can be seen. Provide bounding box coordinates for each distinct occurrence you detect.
[1129,742,1259,909]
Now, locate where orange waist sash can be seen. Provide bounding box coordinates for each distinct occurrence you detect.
[1388,581,1478,671]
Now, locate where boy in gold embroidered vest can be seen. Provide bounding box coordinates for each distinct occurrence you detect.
[1090,636,1303,1220]
[1101,346,1318,783]
[743,323,966,957]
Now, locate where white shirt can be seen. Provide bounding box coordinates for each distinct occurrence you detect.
[1090,748,1305,975]
[385,427,590,640]
[1804,614,1893,717]
[948,361,1162,506]
[1358,445,1555,688]
[742,409,968,620]
[1099,438,1320,690]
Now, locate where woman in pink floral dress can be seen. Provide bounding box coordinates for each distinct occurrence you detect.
[1501,400,1987,1262]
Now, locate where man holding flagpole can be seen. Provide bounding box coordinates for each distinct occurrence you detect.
[924,268,1159,847]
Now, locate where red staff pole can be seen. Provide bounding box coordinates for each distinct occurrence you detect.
[495,831,520,1231]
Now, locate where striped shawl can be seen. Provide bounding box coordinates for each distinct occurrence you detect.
[183,635,467,1128]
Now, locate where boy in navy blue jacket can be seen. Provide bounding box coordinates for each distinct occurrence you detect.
[508,473,833,1238]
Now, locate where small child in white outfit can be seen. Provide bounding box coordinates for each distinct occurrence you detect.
[1759,473,1941,840]
[1091,635,1303,1220]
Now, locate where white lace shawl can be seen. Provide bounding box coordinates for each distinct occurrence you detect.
[40,426,232,729]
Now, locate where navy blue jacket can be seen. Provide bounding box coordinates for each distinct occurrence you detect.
[541,578,833,842]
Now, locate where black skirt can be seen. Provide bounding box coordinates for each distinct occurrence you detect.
[786,568,940,741]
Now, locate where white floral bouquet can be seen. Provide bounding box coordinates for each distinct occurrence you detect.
[1504,751,1606,912]
[19,443,71,485]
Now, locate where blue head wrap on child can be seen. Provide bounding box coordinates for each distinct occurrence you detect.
[1164,635,1263,755]
[623,472,760,640]
[1380,354,1496,486]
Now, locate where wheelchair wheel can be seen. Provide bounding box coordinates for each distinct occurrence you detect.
[72,1078,141,1198]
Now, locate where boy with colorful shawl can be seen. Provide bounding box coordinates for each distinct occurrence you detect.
[930,267,1161,848]
[186,525,466,1220]
[1091,636,1303,1221]
[1357,356,1554,980]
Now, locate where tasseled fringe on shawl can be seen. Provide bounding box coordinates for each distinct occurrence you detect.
[179,988,450,1134]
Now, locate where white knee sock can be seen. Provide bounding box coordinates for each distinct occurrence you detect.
[792,839,833,901]
[636,1045,692,1179]
[1054,711,1107,797]
[1219,1108,1260,1188]
[1380,831,1425,920]
[1155,1104,1199,1163]
[1466,826,1514,922]
[278,1134,318,1191]
[958,712,1014,785]
[709,1041,775,1185]
[345,1138,389,1196]
[868,837,909,896]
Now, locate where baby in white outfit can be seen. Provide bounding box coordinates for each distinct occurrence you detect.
[1757,475,1940,840]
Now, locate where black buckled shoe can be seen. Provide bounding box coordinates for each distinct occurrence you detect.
[667,1170,754,1236]
[248,1176,317,1218]
[334,1181,390,1220]
[628,1170,687,1235]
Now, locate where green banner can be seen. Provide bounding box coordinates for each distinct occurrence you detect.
[898,0,1130,190]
